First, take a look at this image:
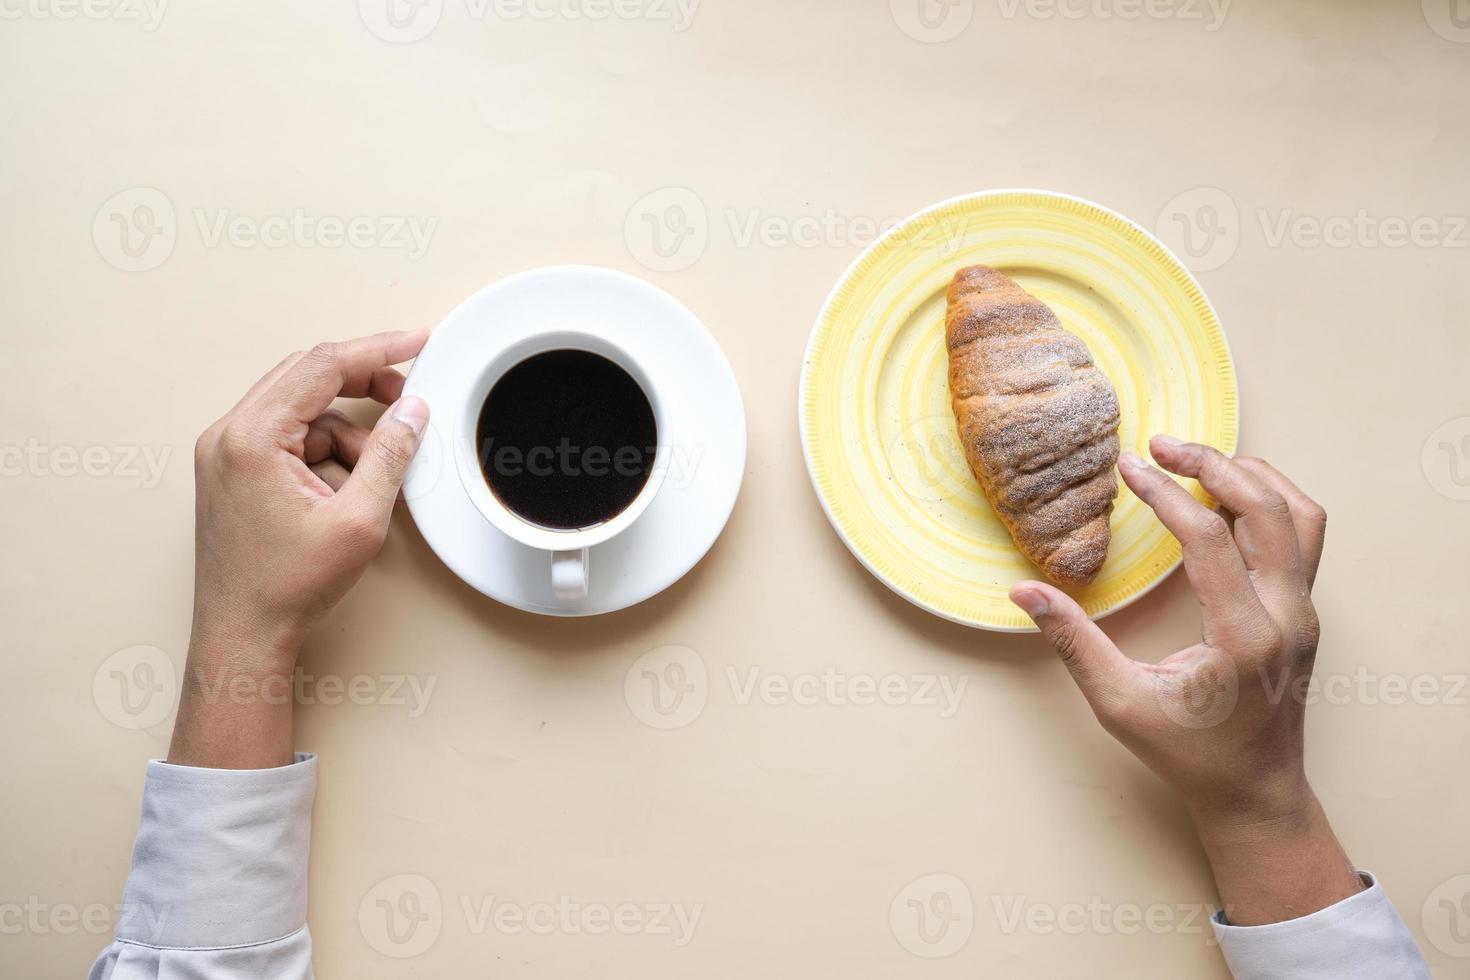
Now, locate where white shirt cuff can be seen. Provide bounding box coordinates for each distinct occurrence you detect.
[116,753,317,949]
[1211,871,1431,979]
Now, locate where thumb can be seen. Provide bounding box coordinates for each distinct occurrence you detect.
[338,396,429,529]
[1010,580,1134,711]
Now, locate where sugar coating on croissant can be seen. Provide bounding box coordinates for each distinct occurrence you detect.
[944,265,1121,586]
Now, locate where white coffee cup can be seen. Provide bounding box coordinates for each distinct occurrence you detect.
[452,330,668,600]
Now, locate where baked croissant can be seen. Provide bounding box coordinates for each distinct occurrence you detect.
[945,265,1121,585]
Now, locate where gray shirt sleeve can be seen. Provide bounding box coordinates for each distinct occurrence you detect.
[88,754,318,980]
[1211,871,1430,979]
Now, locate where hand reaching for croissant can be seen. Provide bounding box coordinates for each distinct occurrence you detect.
[1010,436,1363,926]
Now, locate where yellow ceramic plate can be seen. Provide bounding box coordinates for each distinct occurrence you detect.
[800,190,1238,631]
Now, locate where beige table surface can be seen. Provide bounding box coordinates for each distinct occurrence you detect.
[3,2,1468,977]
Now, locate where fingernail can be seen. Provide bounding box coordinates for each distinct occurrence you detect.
[1118,450,1148,473]
[1011,588,1050,618]
[1152,433,1185,448]
[387,396,429,437]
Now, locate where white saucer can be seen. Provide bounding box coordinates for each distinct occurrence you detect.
[402,266,746,616]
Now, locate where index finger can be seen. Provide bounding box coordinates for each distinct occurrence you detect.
[259,330,429,426]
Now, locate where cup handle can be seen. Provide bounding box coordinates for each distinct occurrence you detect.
[551,548,589,600]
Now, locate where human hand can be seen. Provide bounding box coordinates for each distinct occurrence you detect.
[170,331,430,768]
[1010,436,1361,924]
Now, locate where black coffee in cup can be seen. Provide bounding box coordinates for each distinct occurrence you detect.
[476,349,657,530]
